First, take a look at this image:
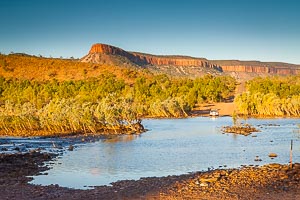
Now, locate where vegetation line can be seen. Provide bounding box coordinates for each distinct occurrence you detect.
[234,76,300,117]
[0,74,236,136]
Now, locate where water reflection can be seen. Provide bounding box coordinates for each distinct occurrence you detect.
[102,134,140,143]
[89,168,101,176]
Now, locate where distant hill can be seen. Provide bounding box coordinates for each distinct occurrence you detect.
[1,43,299,82]
[81,43,300,80]
[0,53,148,82]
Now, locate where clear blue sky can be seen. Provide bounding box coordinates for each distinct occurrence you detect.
[0,0,299,64]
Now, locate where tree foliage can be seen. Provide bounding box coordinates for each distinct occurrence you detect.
[0,73,236,136]
[235,76,300,116]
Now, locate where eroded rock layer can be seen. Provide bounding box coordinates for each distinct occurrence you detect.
[82,43,300,75]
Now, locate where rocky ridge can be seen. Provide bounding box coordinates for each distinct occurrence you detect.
[81,43,300,77]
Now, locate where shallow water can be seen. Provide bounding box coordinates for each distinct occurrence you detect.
[0,137,66,154]
[28,117,300,189]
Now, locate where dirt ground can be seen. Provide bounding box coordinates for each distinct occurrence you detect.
[191,102,235,117]
[0,152,299,200]
[190,81,246,117]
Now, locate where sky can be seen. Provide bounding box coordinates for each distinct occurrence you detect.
[0,0,300,64]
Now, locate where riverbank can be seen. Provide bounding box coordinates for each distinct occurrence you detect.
[0,152,299,200]
[0,102,233,138]
[0,121,145,137]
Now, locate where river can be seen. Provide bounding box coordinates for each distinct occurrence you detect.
[27,117,300,189]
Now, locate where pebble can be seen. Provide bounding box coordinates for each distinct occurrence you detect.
[254,156,262,162]
[14,147,20,151]
[68,145,74,151]
[268,153,278,158]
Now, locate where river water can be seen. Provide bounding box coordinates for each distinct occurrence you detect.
[29,117,300,189]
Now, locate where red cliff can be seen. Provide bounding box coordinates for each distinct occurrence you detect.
[131,53,210,67]
[89,44,127,55]
[82,43,300,76]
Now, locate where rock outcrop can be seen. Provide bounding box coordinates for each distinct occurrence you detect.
[82,43,300,76]
[84,44,214,68]
[89,43,132,58]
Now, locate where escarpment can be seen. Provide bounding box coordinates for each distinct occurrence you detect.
[131,53,210,67]
[81,43,300,76]
[83,44,214,68]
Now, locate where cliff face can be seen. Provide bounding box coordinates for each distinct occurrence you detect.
[89,43,134,59]
[131,53,211,67]
[220,65,269,73]
[219,65,300,75]
[86,44,212,68]
[89,43,125,55]
[82,43,300,76]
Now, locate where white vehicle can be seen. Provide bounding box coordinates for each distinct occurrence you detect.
[209,109,219,116]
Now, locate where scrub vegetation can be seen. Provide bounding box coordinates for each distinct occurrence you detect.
[234,76,300,116]
[0,71,236,136]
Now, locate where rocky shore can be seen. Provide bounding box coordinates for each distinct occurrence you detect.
[0,152,299,200]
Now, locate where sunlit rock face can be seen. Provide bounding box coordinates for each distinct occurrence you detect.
[220,65,300,75]
[82,43,300,76]
[87,43,211,67]
[89,43,128,55]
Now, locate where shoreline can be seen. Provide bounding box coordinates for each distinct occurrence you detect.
[0,152,299,199]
